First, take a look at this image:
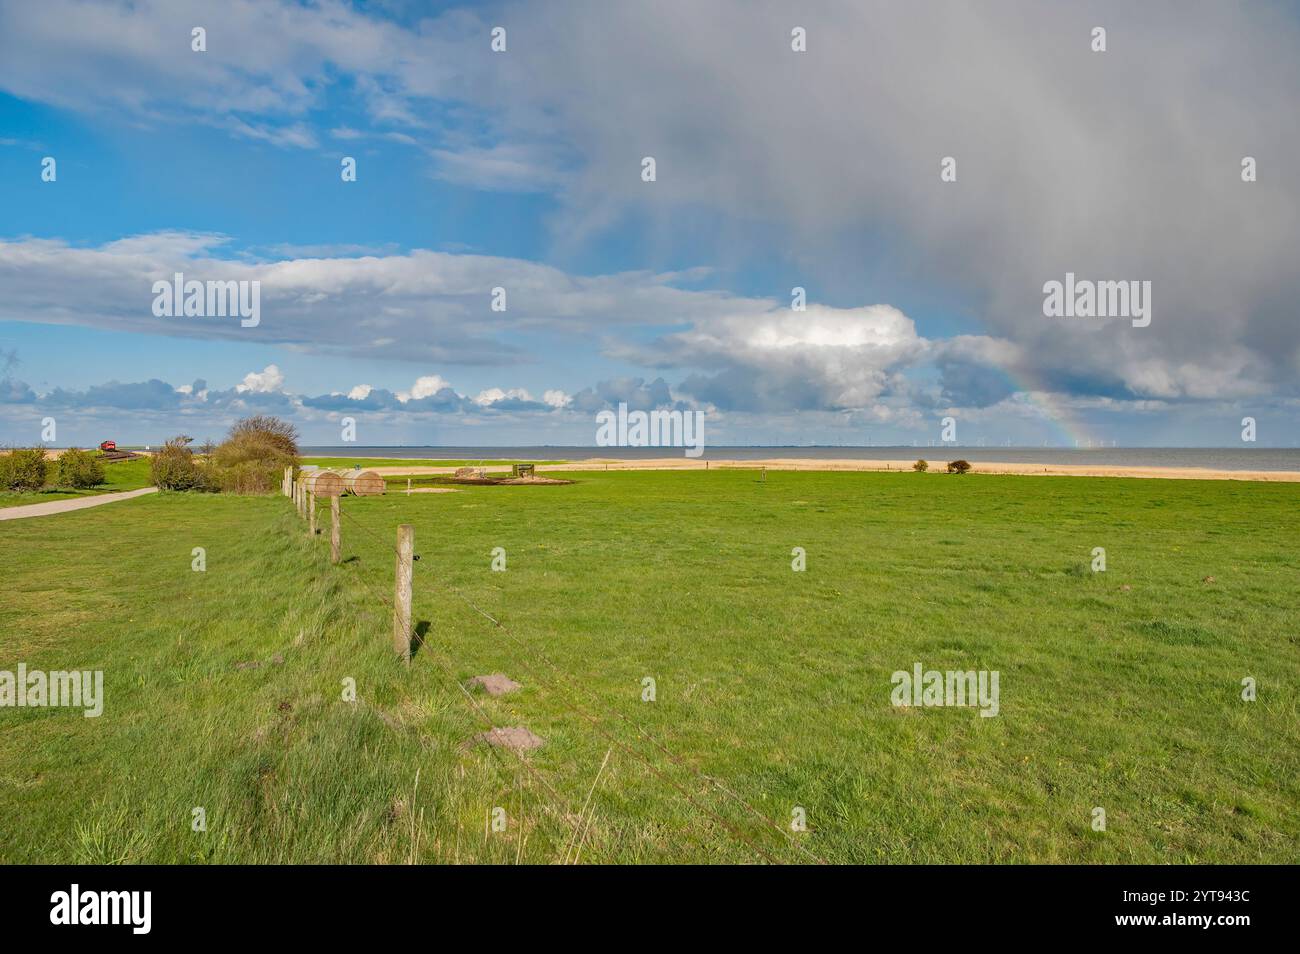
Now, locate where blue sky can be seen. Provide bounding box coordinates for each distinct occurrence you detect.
[1,0,1298,447]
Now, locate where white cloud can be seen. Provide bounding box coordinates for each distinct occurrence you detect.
[397,374,453,403]
[235,364,285,394]
[428,142,567,193]
[627,304,929,411]
[473,387,533,406]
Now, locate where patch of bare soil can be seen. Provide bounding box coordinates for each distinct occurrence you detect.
[463,726,544,754]
[428,474,574,486]
[467,673,521,696]
[498,475,572,485]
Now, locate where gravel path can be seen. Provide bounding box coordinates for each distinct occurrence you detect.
[0,487,158,521]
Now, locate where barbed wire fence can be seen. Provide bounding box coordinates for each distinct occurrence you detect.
[292,472,824,865]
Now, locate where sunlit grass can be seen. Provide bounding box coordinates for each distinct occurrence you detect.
[1,470,1295,863]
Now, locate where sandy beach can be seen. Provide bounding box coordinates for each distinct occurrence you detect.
[365,457,1300,482]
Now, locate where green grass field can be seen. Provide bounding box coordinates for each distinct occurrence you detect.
[1,470,1295,863]
[0,457,152,509]
[302,457,565,469]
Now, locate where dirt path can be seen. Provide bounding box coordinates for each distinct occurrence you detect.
[0,487,158,521]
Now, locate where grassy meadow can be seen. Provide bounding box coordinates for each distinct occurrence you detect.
[0,469,1296,863]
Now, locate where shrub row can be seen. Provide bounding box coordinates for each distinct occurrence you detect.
[0,446,106,491]
[152,416,301,494]
[912,459,972,474]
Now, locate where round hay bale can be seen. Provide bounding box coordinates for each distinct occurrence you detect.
[302,469,345,497]
[345,470,386,496]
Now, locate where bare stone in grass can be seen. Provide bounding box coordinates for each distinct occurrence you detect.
[465,726,543,754]
[468,673,521,696]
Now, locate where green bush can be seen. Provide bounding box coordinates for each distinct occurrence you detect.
[912,459,928,472]
[946,459,972,475]
[151,417,299,494]
[55,447,106,489]
[3,446,50,491]
[150,436,215,491]
[211,416,299,494]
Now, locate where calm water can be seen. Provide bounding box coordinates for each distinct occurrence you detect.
[303,446,1300,472]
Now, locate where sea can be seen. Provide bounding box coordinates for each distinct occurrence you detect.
[302,446,1300,472]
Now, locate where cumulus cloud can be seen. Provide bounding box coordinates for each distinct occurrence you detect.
[2,366,591,429]
[630,304,928,412]
[235,364,285,394]
[398,375,452,402]
[567,377,686,414]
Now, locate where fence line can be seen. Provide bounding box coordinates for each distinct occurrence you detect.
[324,504,584,854]
[312,490,819,864]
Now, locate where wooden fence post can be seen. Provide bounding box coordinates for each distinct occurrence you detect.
[406,477,412,496]
[308,491,317,536]
[393,524,414,664]
[284,466,292,497]
[330,495,341,564]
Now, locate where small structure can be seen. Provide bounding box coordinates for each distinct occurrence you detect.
[301,469,345,497]
[345,470,385,496]
[511,463,535,478]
